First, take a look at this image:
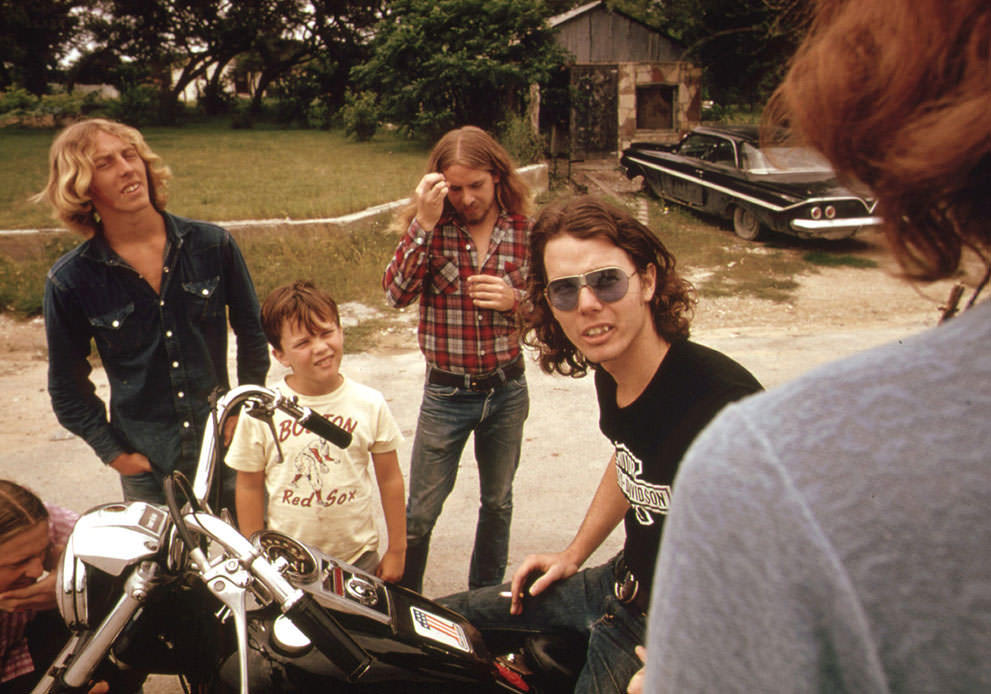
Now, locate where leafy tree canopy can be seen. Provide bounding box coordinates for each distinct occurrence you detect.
[609,0,809,106]
[352,0,567,138]
[0,0,87,95]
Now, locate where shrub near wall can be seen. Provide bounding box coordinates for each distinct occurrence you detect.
[0,88,108,128]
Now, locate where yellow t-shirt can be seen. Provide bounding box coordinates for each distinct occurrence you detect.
[225,374,403,564]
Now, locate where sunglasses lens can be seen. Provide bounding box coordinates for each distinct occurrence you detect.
[546,278,580,311]
[588,268,629,302]
[545,268,632,311]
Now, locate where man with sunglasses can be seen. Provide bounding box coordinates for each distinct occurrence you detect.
[439,196,762,694]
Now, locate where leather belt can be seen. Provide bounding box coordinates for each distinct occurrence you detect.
[428,357,524,392]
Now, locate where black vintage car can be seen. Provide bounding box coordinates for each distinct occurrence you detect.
[620,125,882,241]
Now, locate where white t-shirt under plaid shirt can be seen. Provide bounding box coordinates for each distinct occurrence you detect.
[225,375,403,565]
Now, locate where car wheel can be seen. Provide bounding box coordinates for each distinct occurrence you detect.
[643,175,664,199]
[732,206,762,241]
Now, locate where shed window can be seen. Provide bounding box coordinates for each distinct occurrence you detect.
[636,84,676,130]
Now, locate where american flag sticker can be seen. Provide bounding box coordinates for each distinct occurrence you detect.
[410,606,471,652]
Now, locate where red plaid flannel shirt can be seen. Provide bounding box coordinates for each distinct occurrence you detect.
[383,212,531,374]
[1,504,78,683]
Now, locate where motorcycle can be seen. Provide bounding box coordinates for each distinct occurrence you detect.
[32,384,586,693]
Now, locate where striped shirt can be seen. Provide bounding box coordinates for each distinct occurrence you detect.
[383,212,531,374]
[1,504,78,683]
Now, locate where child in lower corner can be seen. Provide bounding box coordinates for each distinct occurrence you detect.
[225,280,406,581]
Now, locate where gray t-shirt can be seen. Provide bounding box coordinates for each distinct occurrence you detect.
[647,299,991,693]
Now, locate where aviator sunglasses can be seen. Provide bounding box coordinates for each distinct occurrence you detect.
[544,266,637,311]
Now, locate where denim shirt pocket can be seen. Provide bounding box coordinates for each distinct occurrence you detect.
[429,255,461,295]
[88,303,141,356]
[181,275,222,320]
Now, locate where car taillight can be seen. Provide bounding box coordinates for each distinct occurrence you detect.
[825,205,836,219]
[810,206,822,220]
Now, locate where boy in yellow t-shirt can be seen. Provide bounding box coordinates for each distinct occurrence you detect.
[226,280,406,581]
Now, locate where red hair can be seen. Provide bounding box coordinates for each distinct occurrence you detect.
[765,0,990,286]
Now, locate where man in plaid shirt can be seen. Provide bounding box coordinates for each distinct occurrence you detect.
[383,126,533,593]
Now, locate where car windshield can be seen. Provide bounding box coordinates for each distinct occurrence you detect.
[741,143,834,174]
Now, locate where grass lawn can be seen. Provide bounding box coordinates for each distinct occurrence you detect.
[0,123,430,230]
[1,124,881,344]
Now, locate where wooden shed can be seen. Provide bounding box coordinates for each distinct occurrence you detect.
[547,1,702,158]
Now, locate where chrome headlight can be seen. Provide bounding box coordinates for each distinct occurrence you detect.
[56,540,90,629]
[54,502,173,629]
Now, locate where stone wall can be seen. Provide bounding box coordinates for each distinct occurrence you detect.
[617,61,702,148]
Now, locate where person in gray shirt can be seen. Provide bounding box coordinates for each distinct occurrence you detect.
[641,0,991,691]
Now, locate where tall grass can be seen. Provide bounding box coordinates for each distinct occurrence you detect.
[0,124,430,230]
[233,217,398,309]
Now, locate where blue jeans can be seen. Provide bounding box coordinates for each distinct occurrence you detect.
[120,462,237,511]
[402,373,529,591]
[438,555,645,694]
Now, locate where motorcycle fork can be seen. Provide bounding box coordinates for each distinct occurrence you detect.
[32,561,161,693]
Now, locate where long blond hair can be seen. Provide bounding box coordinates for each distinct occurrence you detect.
[33,118,172,237]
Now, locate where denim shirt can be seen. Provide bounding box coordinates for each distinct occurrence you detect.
[43,213,270,479]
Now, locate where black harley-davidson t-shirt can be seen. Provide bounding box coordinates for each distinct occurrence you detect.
[595,339,763,599]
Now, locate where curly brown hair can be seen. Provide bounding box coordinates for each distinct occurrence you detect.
[764,0,990,300]
[523,196,696,377]
[33,118,172,237]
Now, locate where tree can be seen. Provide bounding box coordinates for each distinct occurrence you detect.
[352,0,566,138]
[77,0,381,124]
[0,0,89,94]
[609,0,809,106]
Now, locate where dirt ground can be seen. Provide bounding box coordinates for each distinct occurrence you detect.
[0,226,970,541]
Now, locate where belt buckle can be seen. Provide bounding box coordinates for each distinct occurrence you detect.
[614,570,639,605]
[468,375,484,391]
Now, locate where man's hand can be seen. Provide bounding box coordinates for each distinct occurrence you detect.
[375,548,406,583]
[109,451,153,476]
[0,571,57,613]
[467,274,516,312]
[627,645,647,694]
[508,552,580,615]
[414,172,449,231]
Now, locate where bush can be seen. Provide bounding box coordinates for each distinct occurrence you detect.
[0,87,38,115]
[340,91,378,142]
[497,113,546,165]
[306,98,333,130]
[230,100,255,129]
[107,85,162,126]
[36,93,86,125]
